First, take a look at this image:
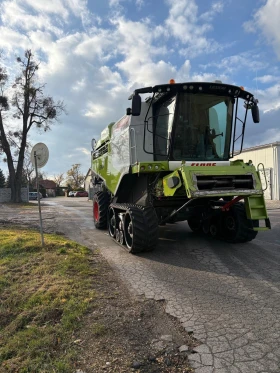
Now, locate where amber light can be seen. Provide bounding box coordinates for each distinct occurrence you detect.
[240,86,244,90]
[169,79,175,84]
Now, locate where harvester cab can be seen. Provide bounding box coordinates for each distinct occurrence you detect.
[91,80,270,254]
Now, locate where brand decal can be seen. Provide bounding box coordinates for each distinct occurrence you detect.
[209,85,226,90]
[191,163,217,166]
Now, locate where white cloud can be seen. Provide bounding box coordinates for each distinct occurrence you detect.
[136,0,144,9]
[164,0,225,57]
[0,27,30,51]
[244,0,280,59]
[200,52,268,75]
[191,72,228,83]
[75,147,91,155]
[84,103,109,118]
[200,1,224,21]
[24,0,69,19]
[249,84,280,113]
[254,75,280,84]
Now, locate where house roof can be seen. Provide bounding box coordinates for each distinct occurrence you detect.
[39,179,56,189]
[239,141,280,153]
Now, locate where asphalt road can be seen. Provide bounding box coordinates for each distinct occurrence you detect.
[42,197,280,372]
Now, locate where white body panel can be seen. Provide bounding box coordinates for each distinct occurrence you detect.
[129,102,154,164]
[169,161,231,171]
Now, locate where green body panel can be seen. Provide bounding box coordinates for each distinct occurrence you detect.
[92,117,130,195]
[131,161,169,173]
[92,142,129,195]
[130,160,269,229]
[244,195,270,230]
[163,170,182,196]
[179,163,262,198]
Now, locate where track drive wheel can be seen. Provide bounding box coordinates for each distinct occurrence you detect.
[123,206,158,254]
[93,191,109,229]
[221,203,258,243]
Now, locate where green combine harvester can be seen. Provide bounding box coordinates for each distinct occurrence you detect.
[91,80,271,253]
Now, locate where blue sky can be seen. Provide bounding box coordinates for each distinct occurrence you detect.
[0,0,279,179]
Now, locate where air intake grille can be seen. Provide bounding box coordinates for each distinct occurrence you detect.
[196,175,254,190]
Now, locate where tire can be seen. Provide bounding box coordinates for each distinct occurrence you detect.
[188,218,202,232]
[93,192,109,229]
[123,206,158,254]
[221,202,258,243]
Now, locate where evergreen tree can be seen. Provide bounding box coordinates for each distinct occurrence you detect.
[0,168,5,187]
[5,174,11,188]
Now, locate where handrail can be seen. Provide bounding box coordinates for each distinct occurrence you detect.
[257,163,268,191]
[130,127,137,164]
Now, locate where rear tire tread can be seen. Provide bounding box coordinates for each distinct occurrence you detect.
[93,191,110,229]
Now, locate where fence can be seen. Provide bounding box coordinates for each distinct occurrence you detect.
[0,188,29,203]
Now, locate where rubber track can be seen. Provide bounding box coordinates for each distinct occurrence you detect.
[110,203,159,253]
[93,191,110,229]
[222,202,258,243]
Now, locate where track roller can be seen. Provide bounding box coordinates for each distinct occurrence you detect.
[220,202,258,243]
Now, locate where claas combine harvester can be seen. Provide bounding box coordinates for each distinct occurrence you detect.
[91,80,271,253]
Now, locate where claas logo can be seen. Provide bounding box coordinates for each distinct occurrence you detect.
[191,163,217,166]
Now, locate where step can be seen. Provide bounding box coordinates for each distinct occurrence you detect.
[253,227,270,231]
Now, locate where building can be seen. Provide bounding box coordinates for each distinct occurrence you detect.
[233,142,280,200]
[38,179,57,197]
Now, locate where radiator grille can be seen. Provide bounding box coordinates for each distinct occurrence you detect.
[195,175,254,191]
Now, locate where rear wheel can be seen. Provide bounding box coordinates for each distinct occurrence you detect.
[221,203,258,243]
[93,192,109,229]
[123,206,158,254]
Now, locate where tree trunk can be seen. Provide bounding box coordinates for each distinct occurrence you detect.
[10,174,22,203]
[0,111,19,202]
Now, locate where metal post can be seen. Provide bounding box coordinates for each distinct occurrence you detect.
[34,151,44,246]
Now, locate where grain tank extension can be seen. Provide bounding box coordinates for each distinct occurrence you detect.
[91,80,271,253]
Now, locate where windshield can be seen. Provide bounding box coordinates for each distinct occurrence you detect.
[153,92,233,161]
[172,93,233,161]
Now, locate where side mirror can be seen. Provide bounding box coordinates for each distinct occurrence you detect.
[91,138,96,150]
[131,93,141,116]
[251,104,260,123]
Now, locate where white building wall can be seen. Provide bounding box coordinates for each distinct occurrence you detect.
[233,144,280,200]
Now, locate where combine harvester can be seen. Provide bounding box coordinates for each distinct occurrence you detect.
[91,80,271,253]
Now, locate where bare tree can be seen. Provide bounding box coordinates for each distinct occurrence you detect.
[53,173,64,187]
[0,50,65,202]
[67,164,85,189]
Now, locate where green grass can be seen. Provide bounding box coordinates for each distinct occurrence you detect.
[0,227,101,373]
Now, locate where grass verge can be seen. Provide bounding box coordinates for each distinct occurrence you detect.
[0,227,100,373]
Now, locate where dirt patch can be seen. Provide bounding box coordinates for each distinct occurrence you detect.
[73,255,198,372]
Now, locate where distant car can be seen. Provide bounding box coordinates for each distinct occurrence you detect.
[68,191,78,197]
[75,191,88,197]
[29,192,42,200]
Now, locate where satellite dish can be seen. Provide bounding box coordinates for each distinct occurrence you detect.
[31,143,49,168]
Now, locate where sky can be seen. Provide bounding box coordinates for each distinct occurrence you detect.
[0,0,280,179]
